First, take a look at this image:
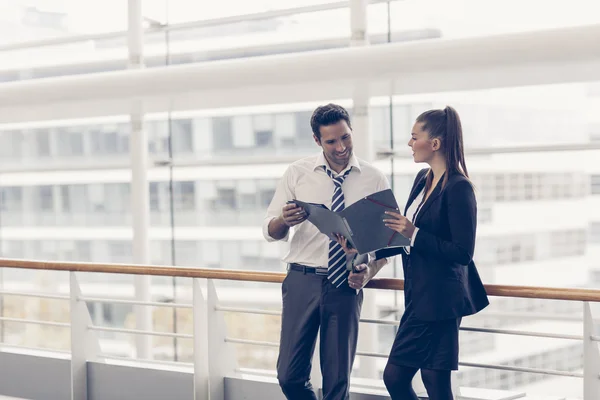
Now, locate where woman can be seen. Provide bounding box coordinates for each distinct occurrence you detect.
[339,106,489,400]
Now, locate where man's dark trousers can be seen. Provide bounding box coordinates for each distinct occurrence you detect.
[277,267,363,400]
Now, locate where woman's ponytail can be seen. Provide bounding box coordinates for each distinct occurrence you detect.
[444,106,468,178]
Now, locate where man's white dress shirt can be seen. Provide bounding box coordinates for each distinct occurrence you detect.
[262,152,391,268]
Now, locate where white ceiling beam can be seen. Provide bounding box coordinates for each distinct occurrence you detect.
[1,24,600,123]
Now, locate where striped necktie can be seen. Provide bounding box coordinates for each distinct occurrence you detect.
[324,166,353,287]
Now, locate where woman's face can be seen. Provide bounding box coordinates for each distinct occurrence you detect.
[407,122,438,163]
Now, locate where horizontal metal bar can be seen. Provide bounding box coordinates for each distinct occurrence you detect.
[216,308,397,326]
[0,0,398,52]
[79,296,192,309]
[359,317,399,326]
[224,337,279,348]
[0,317,69,328]
[459,361,584,378]
[356,350,388,358]
[380,143,600,159]
[0,343,70,354]
[591,335,600,342]
[225,338,587,379]
[226,338,392,360]
[475,311,583,322]
[88,325,192,339]
[0,290,69,300]
[99,353,193,367]
[460,326,583,341]
[215,306,281,316]
[216,310,584,341]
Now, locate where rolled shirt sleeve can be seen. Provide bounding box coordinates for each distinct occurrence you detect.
[262,166,295,242]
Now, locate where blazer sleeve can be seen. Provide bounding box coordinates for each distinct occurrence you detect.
[412,180,477,265]
[374,246,405,260]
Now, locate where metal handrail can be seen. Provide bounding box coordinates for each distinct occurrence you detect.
[1,258,600,302]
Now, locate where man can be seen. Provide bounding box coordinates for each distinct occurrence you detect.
[263,103,390,400]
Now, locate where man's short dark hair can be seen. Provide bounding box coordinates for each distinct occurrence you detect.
[310,103,352,140]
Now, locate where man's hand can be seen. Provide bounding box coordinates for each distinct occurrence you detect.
[334,233,358,255]
[348,263,371,290]
[383,211,416,239]
[281,203,307,227]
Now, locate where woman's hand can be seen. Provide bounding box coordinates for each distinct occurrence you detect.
[383,211,416,239]
[334,233,358,255]
[348,262,371,290]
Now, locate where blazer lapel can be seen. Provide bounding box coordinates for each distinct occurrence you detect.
[404,172,427,215]
[414,174,445,225]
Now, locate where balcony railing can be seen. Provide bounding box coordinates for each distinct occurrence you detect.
[0,258,598,400]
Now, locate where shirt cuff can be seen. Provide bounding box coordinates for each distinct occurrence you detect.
[410,227,419,247]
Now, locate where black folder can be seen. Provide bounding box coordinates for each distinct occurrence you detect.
[292,189,410,256]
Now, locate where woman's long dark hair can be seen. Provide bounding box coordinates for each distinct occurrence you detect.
[416,105,469,191]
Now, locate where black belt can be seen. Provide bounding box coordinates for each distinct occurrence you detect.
[288,263,328,276]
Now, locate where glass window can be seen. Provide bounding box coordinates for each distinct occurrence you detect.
[172,119,193,153]
[60,186,71,212]
[174,241,198,267]
[238,180,258,210]
[213,117,234,150]
[258,180,277,208]
[174,181,196,211]
[592,175,600,195]
[37,186,54,211]
[34,129,51,156]
[295,111,314,146]
[255,130,274,148]
[590,222,600,244]
[89,126,122,155]
[232,116,254,148]
[275,113,296,148]
[253,115,274,148]
[108,241,132,263]
[149,182,160,212]
[0,187,23,211]
[88,184,105,212]
[75,241,92,261]
[0,130,24,160]
[215,188,237,209]
[56,128,84,156]
[104,183,130,213]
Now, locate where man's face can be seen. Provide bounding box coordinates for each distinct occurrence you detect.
[314,120,353,171]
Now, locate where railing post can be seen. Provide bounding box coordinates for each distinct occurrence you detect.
[451,371,461,399]
[193,278,209,400]
[128,0,152,361]
[70,272,101,400]
[583,301,600,400]
[207,279,237,400]
[310,332,322,397]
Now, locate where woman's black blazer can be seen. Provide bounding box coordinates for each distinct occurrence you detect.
[376,168,489,321]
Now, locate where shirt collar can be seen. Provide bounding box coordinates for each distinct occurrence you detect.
[313,152,361,175]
